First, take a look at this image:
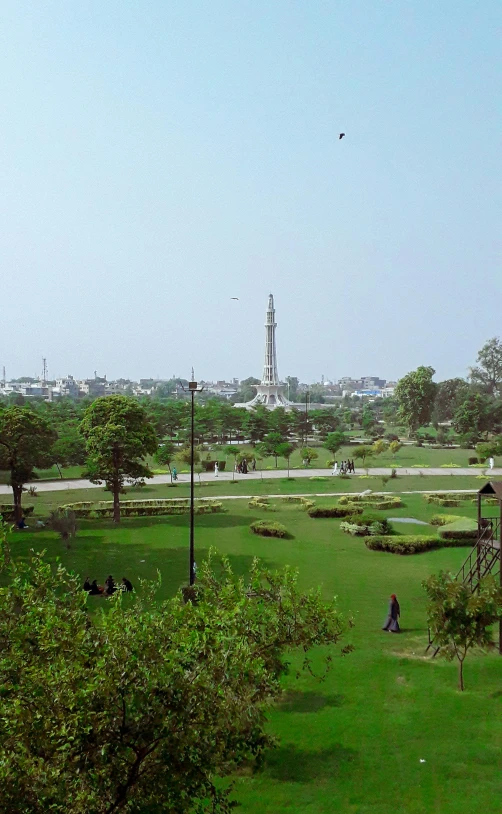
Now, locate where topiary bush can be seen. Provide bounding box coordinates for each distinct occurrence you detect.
[429,514,464,526]
[308,505,362,518]
[60,499,224,518]
[250,520,288,538]
[364,534,474,554]
[438,528,477,541]
[337,495,402,511]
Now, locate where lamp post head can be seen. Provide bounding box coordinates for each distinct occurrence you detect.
[189,380,198,392]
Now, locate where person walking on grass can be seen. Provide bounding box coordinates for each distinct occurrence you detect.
[382,594,400,633]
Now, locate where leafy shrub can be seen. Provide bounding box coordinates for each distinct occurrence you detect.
[438,528,477,541]
[48,508,78,542]
[365,535,473,554]
[249,497,269,506]
[308,505,361,518]
[339,522,366,536]
[429,514,463,526]
[249,520,288,538]
[468,457,478,466]
[26,486,39,497]
[338,495,402,511]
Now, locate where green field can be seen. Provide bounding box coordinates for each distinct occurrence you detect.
[2,474,488,516]
[6,491,501,814]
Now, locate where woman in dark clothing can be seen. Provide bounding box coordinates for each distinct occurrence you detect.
[105,575,116,596]
[89,579,101,595]
[83,577,92,592]
[122,577,133,592]
[382,594,400,632]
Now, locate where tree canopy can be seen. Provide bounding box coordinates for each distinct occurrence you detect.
[0,405,56,521]
[395,366,437,433]
[80,396,158,522]
[0,528,351,813]
[469,337,502,396]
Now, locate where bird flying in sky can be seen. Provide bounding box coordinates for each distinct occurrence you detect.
[339,133,345,140]
[231,297,239,300]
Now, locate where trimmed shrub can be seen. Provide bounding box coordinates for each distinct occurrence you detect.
[248,499,274,511]
[250,520,288,538]
[429,514,464,526]
[0,504,35,520]
[281,496,315,510]
[60,499,223,518]
[337,495,402,511]
[364,535,474,554]
[438,528,477,541]
[308,505,362,518]
[423,492,475,504]
[468,456,478,465]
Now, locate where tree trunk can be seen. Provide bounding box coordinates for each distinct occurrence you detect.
[113,483,121,523]
[12,482,23,524]
[458,658,464,691]
[55,462,63,479]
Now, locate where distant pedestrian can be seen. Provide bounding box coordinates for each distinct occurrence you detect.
[340,461,346,475]
[214,462,219,478]
[382,594,400,633]
[172,467,178,481]
[242,459,248,474]
[251,458,256,471]
[489,457,495,470]
[332,461,339,475]
[349,459,355,474]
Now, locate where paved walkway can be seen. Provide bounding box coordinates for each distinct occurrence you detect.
[0,466,500,495]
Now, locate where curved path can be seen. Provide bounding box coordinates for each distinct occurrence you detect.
[0,466,500,495]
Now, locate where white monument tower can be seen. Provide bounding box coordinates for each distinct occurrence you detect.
[235,294,293,410]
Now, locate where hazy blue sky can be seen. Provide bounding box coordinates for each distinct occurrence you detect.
[1,1,500,384]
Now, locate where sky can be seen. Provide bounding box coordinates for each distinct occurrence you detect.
[1,1,500,384]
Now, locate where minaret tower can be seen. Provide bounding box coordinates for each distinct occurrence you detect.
[235,294,292,410]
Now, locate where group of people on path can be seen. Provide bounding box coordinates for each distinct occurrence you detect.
[331,459,355,475]
[83,575,133,596]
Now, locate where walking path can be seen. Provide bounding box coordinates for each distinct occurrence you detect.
[0,466,500,495]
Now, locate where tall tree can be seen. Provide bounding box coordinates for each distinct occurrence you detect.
[324,431,347,460]
[80,396,158,522]
[452,393,491,440]
[0,406,56,521]
[433,378,470,423]
[423,572,502,691]
[395,366,437,434]
[469,337,502,396]
[0,536,351,812]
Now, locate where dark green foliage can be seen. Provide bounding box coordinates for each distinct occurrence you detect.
[307,506,361,518]
[250,520,288,537]
[0,527,350,812]
[365,535,473,554]
[438,527,477,540]
[395,366,437,432]
[0,504,34,520]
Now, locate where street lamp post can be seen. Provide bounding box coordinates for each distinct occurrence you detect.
[305,390,310,446]
[181,371,204,586]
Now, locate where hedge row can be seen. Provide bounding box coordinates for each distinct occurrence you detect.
[337,496,402,511]
[281,496,315,509]
[64,498,191,510]
[438,528,477,540]
[0,504,34,519]
[308,505,362,518]
[250,520,288,538]
[423,492,475,504]
[248,498,274,511]
[364,534,474,554]
[60,501,224,518]
[429,514,463,526]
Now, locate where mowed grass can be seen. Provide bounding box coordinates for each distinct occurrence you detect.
[5,496,501,814]
[3,475,488,517]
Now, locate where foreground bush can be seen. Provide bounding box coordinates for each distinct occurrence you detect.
[308,505,361,518]
[365,534,474,554]
[0,526,351,813]
[250,520,288,537]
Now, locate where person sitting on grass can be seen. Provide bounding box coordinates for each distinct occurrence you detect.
[104,575,116,596]
[89,579,102,595]
[83,577,92,592]
[17,516,29,529]
[122,577,133,592]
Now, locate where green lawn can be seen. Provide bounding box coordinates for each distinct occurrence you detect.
[3,475,489,517]
[6,495,501,814]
